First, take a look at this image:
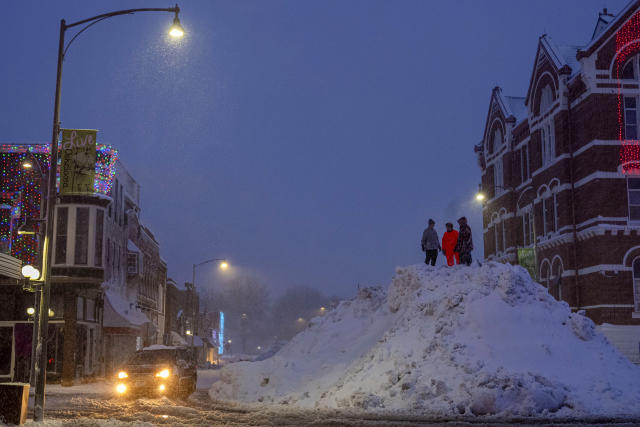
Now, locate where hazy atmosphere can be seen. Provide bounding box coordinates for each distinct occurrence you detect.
[1,0,627,299]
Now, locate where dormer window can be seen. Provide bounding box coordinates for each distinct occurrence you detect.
[539,84,554,113]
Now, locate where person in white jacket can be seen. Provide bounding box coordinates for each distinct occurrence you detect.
[421,218,441,266]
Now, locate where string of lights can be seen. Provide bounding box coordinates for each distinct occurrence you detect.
[0,143,118,264]
[615,10,640,174]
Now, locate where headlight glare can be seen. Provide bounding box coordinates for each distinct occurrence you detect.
[118,371,128,379]
[116,383,127,394]
[155,369,170,378]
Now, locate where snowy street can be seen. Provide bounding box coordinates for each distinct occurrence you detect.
[26,390,640,426]
[17,369,639,426]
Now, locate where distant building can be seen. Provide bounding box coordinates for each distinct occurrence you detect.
[102,161,168,375]
[475,4,640,361]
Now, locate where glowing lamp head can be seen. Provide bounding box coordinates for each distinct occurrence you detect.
[219,261,229,270]
[118,371,128,379]
[185,329,192,336]
[475,192,486,202]
[159,384,166,391]
[169,16,184,38]
[22,161,33,169]
[48,309,54,317]
[22,265,40,280]
[26,307,35,316]
[155,369,170,378]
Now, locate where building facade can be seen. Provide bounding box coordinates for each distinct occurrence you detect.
[0,143,168,383]
[476,3,640,349]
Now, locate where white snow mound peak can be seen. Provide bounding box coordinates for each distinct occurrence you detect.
[209,263,640,417]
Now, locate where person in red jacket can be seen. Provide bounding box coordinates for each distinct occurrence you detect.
[441,222,460,266]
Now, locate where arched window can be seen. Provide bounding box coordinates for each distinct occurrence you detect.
[539,84,554,113]
[493,127,503,151]
[521,207,534,246]
[492,213,501,254]
[621,55,639,80]
[633,258,640,312]
[552,257,564,301]
[540,260,551,290]
[541,119,556,165]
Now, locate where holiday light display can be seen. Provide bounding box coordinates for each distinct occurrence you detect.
[616,9,640,174]
[0,143,118,265]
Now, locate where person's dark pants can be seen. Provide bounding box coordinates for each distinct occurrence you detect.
[460,252,472,266]
[425,249,438,266]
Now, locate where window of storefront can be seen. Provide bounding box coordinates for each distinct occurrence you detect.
[55,207,68,264]
[77,296,85,320]
[95,210,104,267]
[86,298,96,321]
[74,208,89,265]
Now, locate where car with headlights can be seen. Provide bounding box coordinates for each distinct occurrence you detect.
[115,345,197,398]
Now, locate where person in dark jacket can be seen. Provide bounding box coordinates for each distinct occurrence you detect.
[454,216,473,266]
[421,219,441,266]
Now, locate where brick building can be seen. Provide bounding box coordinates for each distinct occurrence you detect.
[476,2,640,354]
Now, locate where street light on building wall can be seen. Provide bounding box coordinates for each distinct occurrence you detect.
[475,184,513,204]
[33,6,184,421]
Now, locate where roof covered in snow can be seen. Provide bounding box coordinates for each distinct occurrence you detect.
[127,239,141,253]
[103,287,149,328]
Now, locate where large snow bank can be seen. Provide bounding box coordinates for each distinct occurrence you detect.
[209,263,640,417]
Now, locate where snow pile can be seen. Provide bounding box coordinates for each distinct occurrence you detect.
[209,263,640,417]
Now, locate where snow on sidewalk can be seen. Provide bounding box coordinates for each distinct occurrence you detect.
[209,262,640,417]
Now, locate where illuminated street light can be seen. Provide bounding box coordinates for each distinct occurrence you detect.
[169,12,184,38]
[22,265,41,280]
[191,257,229,350]
[22,160,33,169]
[476,192,486,202]
[185,329,192,336]
[27,307,36,316]
[33,5,186,420]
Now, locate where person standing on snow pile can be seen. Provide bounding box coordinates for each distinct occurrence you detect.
[441,222,460,266]
[421,218,441,266]
[454,216,473,266]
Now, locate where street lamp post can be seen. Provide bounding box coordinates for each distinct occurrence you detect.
[190,258,228,355]
[33,6,184,421]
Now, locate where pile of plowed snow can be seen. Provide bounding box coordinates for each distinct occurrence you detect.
[209,263,640,417]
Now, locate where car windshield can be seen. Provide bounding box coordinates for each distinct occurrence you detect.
[127,350,176,365]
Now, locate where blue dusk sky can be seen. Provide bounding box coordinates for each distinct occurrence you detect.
[1,0,628,297]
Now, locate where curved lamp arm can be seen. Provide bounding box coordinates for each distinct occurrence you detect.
[62,5,180,58]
